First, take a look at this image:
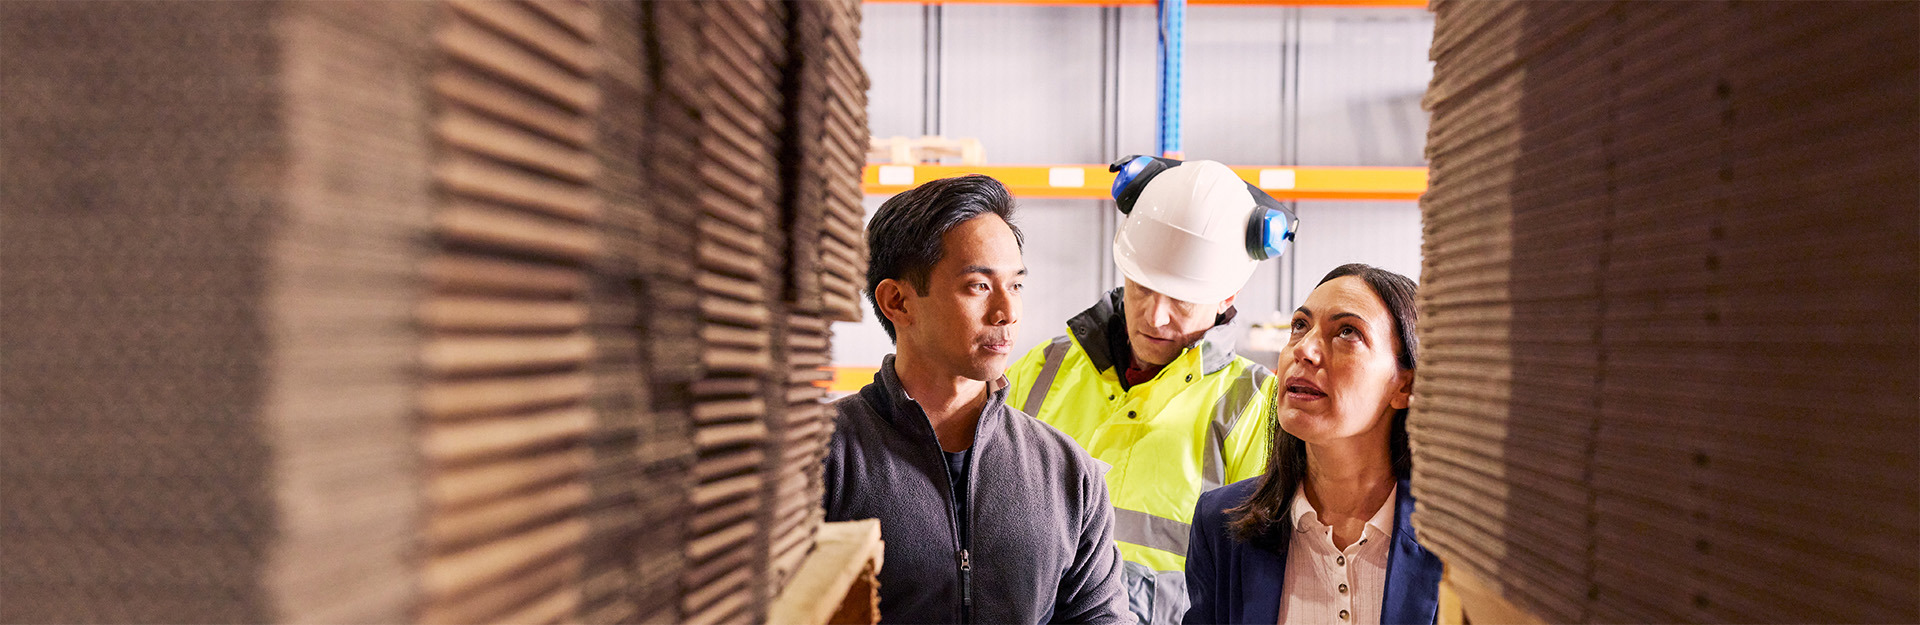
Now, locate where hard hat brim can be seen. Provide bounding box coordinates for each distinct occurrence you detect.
[1112,236,1249,305]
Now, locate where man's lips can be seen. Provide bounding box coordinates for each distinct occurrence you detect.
[1285,376,1327,400]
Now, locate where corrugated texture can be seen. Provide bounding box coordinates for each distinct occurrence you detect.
[686,2,787,623]
[1414,2,1919,622]
[581,2,674,624]
[420,2,601,623]
[814,0,872,325]
[0,2,435,623]
[761,0,867,608]
[3,0,867,622]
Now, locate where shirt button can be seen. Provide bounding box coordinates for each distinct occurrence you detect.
[1336,556,1345,566]
[1185,374,1193,382]
[1339,610,1349,620]
[1127,410,1137,419]
[1338,583,1348,594]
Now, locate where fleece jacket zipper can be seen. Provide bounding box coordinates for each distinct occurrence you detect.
[942,444,973,625]
[958,445,975,625]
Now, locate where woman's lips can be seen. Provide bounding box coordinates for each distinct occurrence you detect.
[1285,376,1327,401]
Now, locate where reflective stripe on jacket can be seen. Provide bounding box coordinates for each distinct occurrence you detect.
[1005,288,1276,625]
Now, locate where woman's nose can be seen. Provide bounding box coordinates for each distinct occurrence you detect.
[1291,336,1323,365]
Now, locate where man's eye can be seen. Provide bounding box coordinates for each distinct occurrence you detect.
[1339,326,1358,338]
[1010,283,1024,293]
[1290,319,1307,333]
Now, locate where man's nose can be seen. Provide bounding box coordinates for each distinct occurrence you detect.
[990,288,1019,326]
[1148,296,1174,328]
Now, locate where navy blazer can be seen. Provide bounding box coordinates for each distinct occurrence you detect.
[1182,478,1443,625]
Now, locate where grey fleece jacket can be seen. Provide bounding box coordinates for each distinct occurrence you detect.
[823,355,1132,625]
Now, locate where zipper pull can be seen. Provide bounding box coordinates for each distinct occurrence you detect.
[959,548,973,615]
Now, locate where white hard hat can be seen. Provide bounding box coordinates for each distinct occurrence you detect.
[1109,156,1298,304]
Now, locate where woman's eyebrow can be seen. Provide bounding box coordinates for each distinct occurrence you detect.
[1294,307,1365,324]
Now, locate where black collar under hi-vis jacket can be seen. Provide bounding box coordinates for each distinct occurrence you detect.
[823,355,1133,625]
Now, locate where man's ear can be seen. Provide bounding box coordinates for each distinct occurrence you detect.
[1218,290,1240,315]
[874,278,916,333]
[1389,370,1415,411]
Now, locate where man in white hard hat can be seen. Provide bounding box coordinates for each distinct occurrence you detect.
[1005,155,1298,625]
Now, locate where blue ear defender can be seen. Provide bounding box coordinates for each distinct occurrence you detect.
[1242,181,1298,261]
[1108,154,1182,214]
[1110,155,1154,203]
[1252,208,1297,259]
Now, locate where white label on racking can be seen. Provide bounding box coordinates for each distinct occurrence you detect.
[878,166,915,186]
[1048,167,1085,188]
[1259,169,1297,190]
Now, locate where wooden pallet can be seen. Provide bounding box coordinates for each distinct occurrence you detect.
[867,135,984,165]
[1439,565,1547,625]
[767,520,884,625]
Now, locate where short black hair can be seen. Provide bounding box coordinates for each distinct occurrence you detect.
[864,175,1022,342]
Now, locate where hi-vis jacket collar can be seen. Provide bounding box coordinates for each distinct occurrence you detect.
[1064,287,1239,377]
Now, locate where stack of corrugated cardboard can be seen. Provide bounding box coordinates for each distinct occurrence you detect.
[587,2,692,623]
[812,0,873,324]
[416,1,606,623]
[1,0,870,623]
[1414,1,1918,622]
[676,1,790,623]
[769,0,871,603]
[0,2,433,622]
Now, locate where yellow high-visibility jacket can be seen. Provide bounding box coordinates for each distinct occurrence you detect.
[1005,288,1275,625]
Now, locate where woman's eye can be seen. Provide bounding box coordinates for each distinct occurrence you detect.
[1339,326,1359,338]
[1010,283,1024,293]
[1290,319,1307,333]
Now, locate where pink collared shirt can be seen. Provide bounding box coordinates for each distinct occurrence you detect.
[1276,484,1397,625]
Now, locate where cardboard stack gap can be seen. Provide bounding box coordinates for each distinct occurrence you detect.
[585,2,683,623]
[1413,1,1919,622]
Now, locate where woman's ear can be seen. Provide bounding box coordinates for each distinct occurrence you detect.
[1389,370,1415,411]
[874,278,915,333]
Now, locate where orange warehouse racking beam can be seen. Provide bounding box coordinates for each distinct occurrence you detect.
[862,164,1427,201]
[822,366,882,393]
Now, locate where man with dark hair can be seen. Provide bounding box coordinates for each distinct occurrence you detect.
[823,175,1131,625]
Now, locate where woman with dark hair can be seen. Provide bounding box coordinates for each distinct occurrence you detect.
[1182,263,1442,625]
